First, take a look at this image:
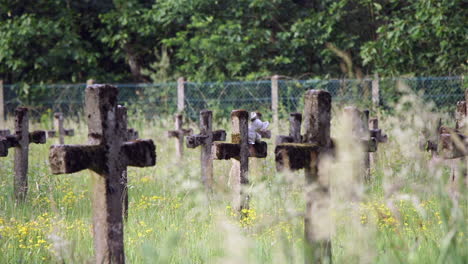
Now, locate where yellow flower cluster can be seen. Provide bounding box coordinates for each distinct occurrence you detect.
[0,213,52,251]
[357,198,454,241]
[133,195,166,210]
[61,190,86,207]
[240,208,257,227]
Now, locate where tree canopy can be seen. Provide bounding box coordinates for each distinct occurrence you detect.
[0,0,466,84]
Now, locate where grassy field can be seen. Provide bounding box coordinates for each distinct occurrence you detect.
[0,93,467,263]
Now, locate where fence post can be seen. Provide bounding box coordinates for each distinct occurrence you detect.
[177,77,185,113]
[0,80,4,127]
[372,74,380,107]
[271,75,279,133]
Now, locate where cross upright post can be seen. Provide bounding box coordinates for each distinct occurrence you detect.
[186,110,226,189]
[368,117,387,169]
[0,107,46,201]
[275,112,302,144]
[437,90,468,187]
[275,90,332,264]
[167,114,192,159]
[212,110,267,212]
[343,107,378,182]
[53,112,74,144]
[49,84,156,264]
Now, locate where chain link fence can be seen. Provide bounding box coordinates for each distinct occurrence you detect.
[2,76,466,122]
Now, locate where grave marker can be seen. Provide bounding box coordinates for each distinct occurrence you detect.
[275,112,302,144]
[186,110,226,189]
[212,110,267,212]
[368,117,387,169]
[53,112,74,144]
[167,114,192,158]
[49,84,156,263]
[0,108,46,201]
[343,107,378,182]
[275,90,332,264]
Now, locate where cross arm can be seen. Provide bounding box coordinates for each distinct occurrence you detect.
[29,130,46,144]
[121,139,156,167]
[249,141,267,158]
[275,143,320,171]
[167,128,193,138]
[212,142,239,159]
[186,134,208,148]
[370,129,388,143]
[213,130,226,141]
[187,130,226,148]
[49,144,105,174]
[212,141,268,160]
[0,135,19,156]
[47,131,56,137]
[439,133,467,159]
[64,129,75,136]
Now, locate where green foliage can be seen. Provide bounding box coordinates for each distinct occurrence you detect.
[0,0,465,85]
[361,0,467,76]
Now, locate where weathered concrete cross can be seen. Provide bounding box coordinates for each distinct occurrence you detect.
[343,107,378,182]
[167,113,193,158]
[212,110,267,212]
[274,90,332,264]
[186,110,226,189]
[369,117,388,144]
[368,117,388,170]
[46,113,72,140]
[47,112,75,144]
[436,90,468,186]
[49,84,156,264]
[0,107,46,201]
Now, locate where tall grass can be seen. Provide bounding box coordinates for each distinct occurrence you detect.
[0,87,466,263]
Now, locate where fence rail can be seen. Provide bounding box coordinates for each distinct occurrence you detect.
[0,76,466,123]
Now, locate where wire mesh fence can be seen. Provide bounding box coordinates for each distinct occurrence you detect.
[1,76,466,122]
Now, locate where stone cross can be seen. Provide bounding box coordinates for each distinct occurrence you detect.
[369,117,388,143]
[49,84,156,264]
[343,107,378,182]
[0,108,46,201]
[275,112,302,144]
[167,114,193,158]
[186,110,226,189]
[212,109,267,212]
[46,113,74,144]
[274,90,332,263]
[437,90,468,187]
[368,117,387,170]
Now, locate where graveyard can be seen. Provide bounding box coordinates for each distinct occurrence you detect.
[0,82,466,263]
[0,1,466,263]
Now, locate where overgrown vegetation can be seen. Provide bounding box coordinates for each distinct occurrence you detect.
[1,0,466,84]
[0,88,466,263]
